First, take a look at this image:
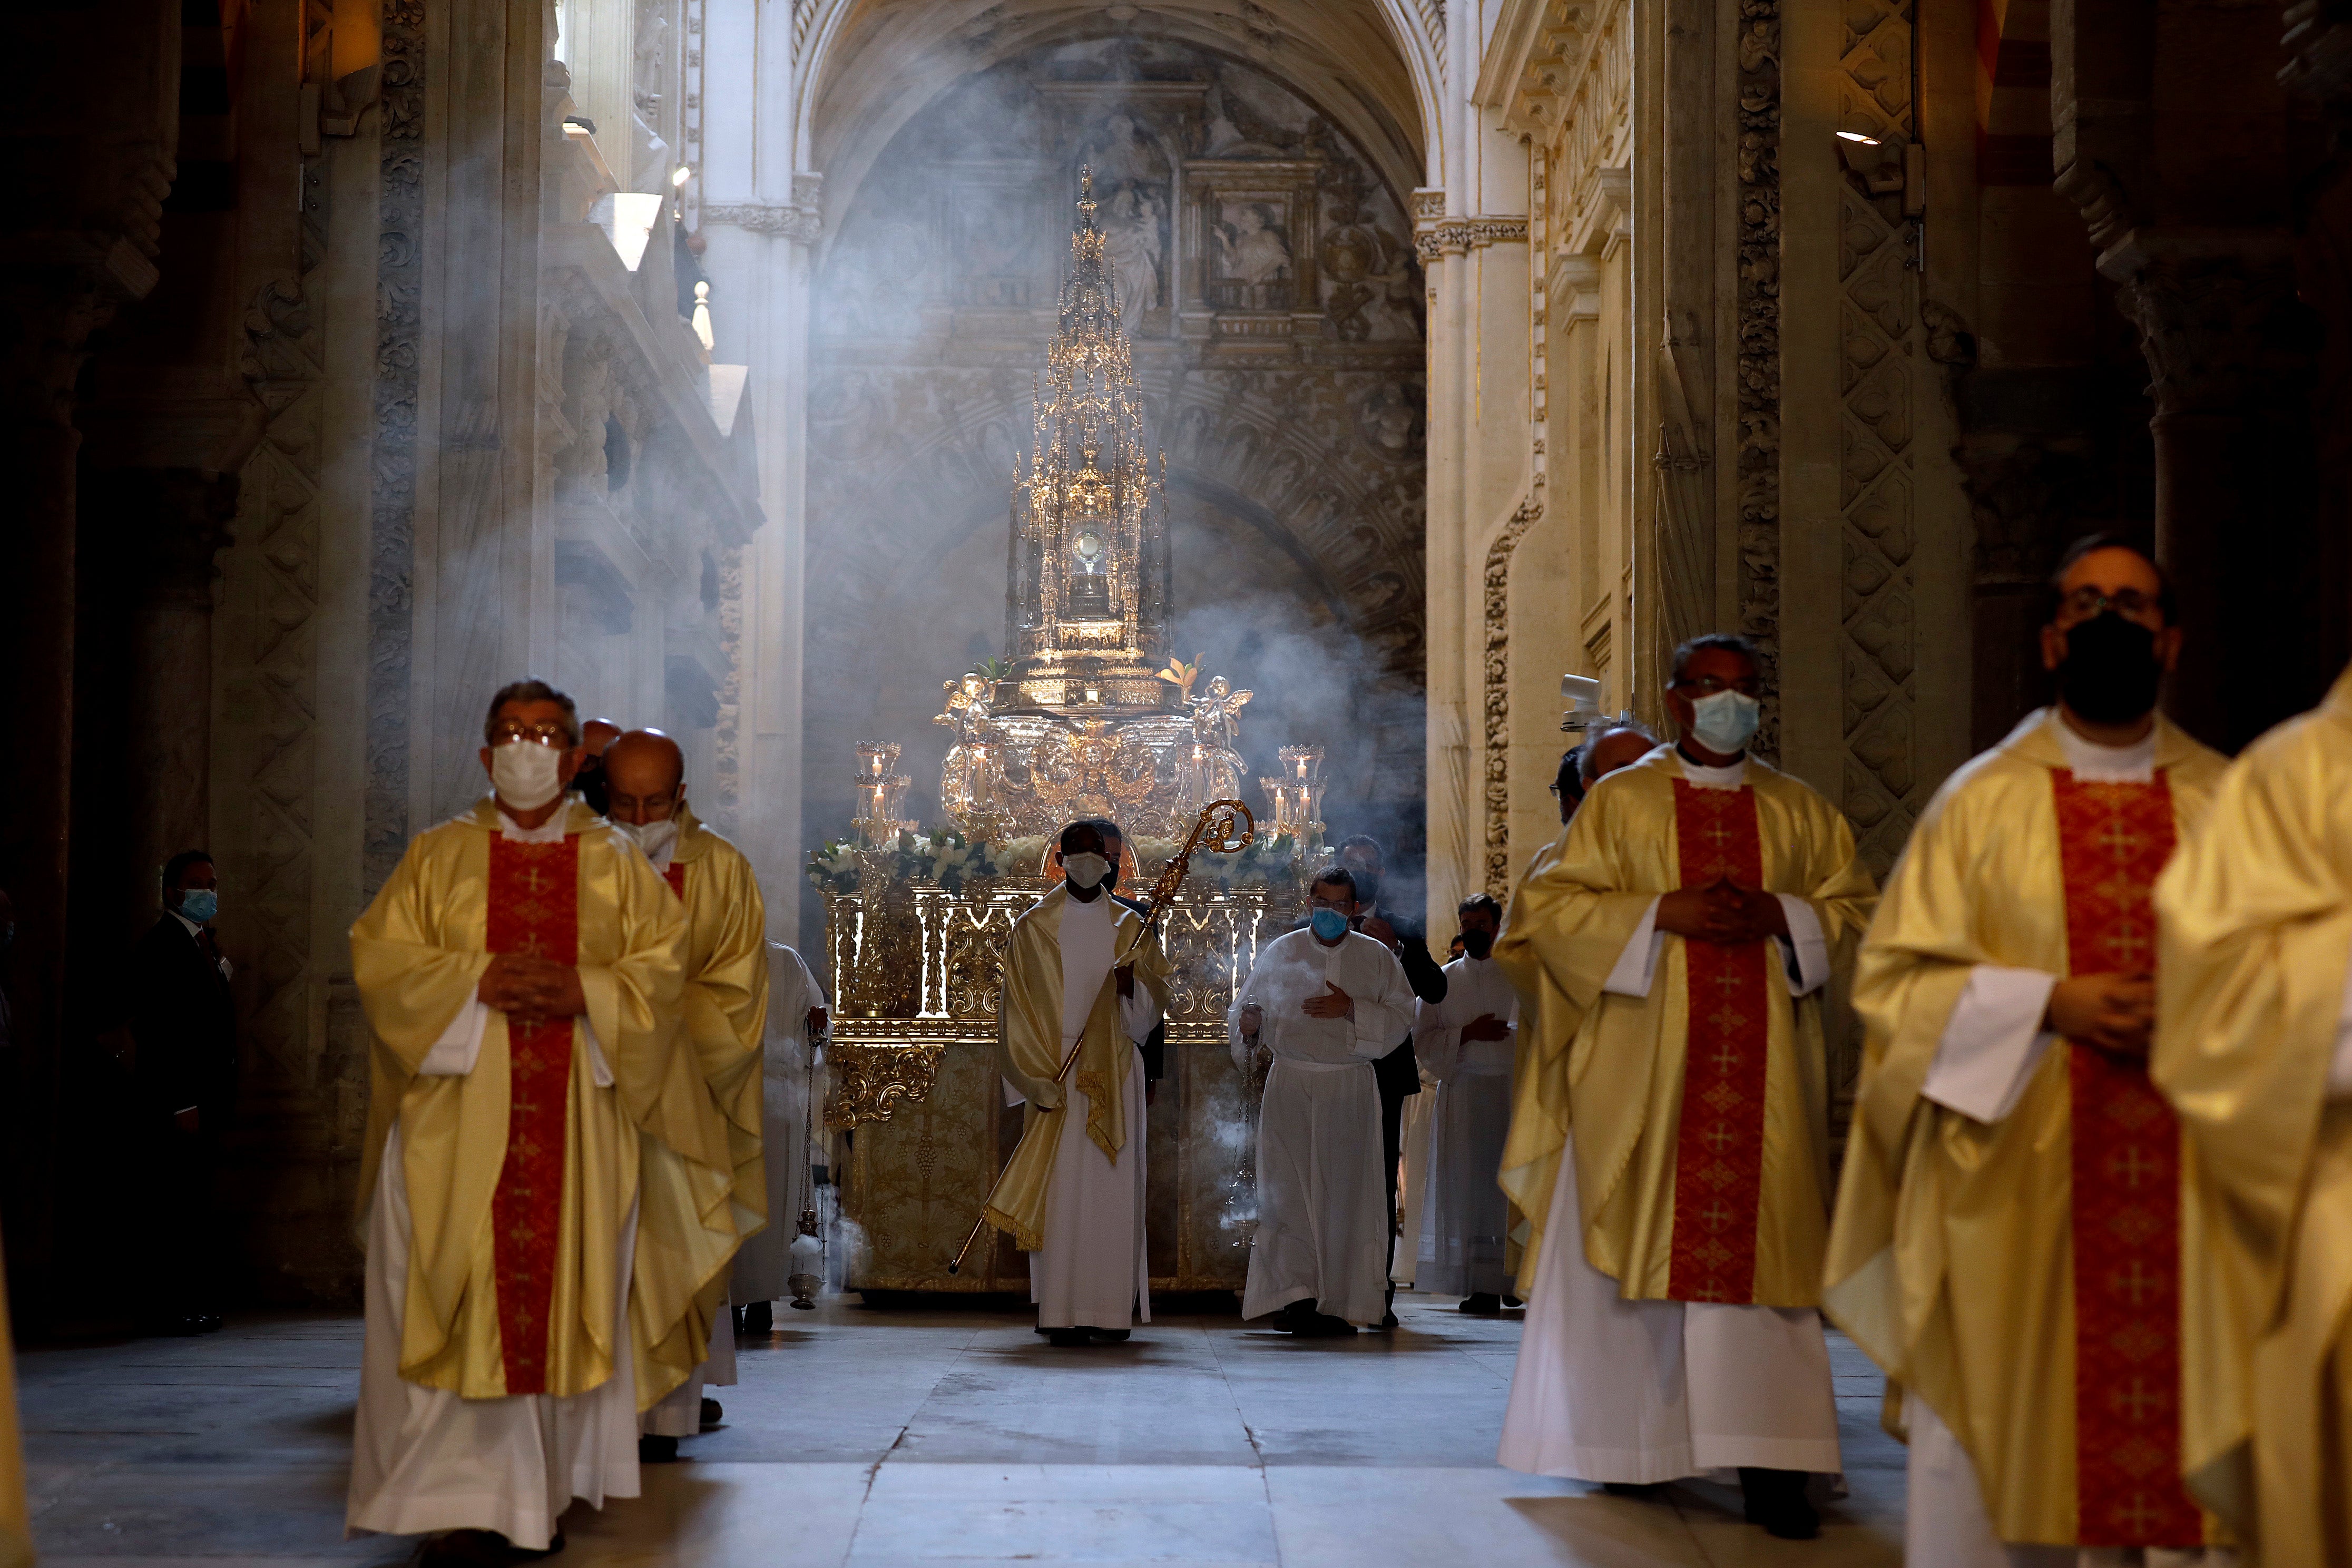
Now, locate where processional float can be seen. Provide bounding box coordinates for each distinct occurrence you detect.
[807,174,1325,1294]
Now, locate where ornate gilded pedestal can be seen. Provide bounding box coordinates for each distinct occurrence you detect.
[821,867,1299,1293]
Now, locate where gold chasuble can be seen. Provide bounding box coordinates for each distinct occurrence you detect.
[1494,747,1875,1306]
[1823,711,2225,1548]
[630,806,769,1404]
[350,798,687,1402]
[2155,667,2352,1563]
[983,886,1173,1251]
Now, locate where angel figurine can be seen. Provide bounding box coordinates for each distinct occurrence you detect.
[1187,675,1253,800]
[936,673,1000,822]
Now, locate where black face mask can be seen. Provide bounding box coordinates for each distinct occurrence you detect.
[1342,866,1379,909]
[1460,929,1494,961]
[2056,612,2162,725]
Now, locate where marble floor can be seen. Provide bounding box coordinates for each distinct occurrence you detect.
[18,1292,1905,1567]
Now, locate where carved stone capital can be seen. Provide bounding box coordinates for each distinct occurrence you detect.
[703,201,822,244]
[2098,229,2311,416]
[1414,216,1530,261]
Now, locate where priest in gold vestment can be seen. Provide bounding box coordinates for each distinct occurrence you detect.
[602,730,769,1457]
[345,681,691,1563]
[1824,539,2230,1565]
[985,821,1172,1345]
[1493,634,1875,1541]
[2155,662,2352,1565]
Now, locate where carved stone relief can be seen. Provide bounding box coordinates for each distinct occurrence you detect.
[1482,499,1543,896]
[367,0,426,895]
[1736,0,1784,759]
[1834,0,1918,876]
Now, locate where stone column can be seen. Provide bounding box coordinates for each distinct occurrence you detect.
[2053,0,2326,748]
[0,0,181,1329]
[0,279,113,1326]
[75,469,241,938]
[2102,234,2318,747]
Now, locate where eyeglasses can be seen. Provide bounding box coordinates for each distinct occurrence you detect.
[1669,674,1761,697]
[1308,897,1354,913]
[489,721,572,747]
[2057,586,2163,624]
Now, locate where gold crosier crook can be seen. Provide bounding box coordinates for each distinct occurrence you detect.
[945,798,1255,1276]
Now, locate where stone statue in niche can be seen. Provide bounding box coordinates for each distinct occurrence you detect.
[1198,75,1292,158]
[1101,184,1165,318]
[1082,113,1162,192]
[1216,202,1292,309]
[1356,383,1425,462]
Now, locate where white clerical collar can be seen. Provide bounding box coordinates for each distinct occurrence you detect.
[497,804,569,844]
[1675,747,1748,790]
[2053,712,2156,783]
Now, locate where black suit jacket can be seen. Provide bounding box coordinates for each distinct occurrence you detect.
[129,915,238,1128]
[1286,908,1447,1100]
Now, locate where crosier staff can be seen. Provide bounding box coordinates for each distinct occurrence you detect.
[945,798,1254,1276]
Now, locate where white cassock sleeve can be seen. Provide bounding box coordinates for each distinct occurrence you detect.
[1414,990,1463,1083]
[415,997,614,1086]
[1919,965,2061,1123]
[419,998,489,1076]
[1602,898,1827,1000]
[2331,954,2352,1100]
[1347,954,1416,1059]
[1602,898,1667,997]
[1120,983,1160,1046]
[1773,896,1831,996]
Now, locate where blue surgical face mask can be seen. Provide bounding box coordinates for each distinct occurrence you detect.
[1688,689,1762,755]
[180,889,219,924]
[1310,907,1349,941]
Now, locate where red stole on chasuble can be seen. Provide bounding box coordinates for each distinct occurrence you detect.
[2050,770,2202,1548]
[1667,780,1772,1304]
[485,835,581,1396]
[662,861,685,900]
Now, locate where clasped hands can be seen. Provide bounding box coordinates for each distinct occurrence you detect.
[1654,875,1788,947]
[477,953,588,1022]
[1460,1013,1512,1043]
[1237,981,1355,1038]
[2045,972,2154,1058]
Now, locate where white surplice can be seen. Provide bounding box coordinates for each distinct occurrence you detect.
[1412,954,1520,1298]
[1008,891,1162,1330]
[1497,750,1842,1483]
[640,1295,735,1438]
[1901,723,2230,1567]
[1229,928,1415,1325]
[347,1131,641,1550]
[731,943,827,1306]
[1391,1084,1437,1286]
[348,806,639,1552]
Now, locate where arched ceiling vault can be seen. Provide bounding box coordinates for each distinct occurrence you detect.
[797,0,1436,248]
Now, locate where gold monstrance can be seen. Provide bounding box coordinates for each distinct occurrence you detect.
[1003,169,1172,714]
[939,173,1249,841]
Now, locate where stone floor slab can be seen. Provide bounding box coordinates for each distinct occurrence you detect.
[17,1291,1909,1566]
